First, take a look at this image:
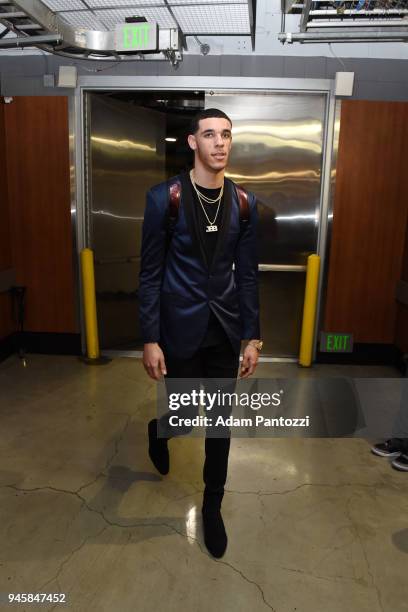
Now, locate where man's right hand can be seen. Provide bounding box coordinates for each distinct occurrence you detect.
[143,343,167,380]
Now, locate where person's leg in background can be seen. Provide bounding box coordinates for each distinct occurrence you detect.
[371,438,405,458]
[372,381,408,471]
[372,438,408,471]
[391,380,408,471]
[390,438,408,471]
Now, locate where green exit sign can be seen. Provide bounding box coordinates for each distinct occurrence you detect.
[115,22,158,53]
[320,332,353,353]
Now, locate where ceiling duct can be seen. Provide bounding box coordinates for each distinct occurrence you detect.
[0,0,256,61]
[280,0,408,43]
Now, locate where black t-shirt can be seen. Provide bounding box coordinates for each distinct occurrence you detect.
[192,182,229,347]
[193,183,224,269]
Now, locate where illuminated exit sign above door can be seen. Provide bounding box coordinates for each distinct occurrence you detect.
[115,22,158,53]
[320,332,353,353]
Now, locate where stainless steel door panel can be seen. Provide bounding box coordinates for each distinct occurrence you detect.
[207,92,325,264]
[206,92,326,355]
[88,93,166,348]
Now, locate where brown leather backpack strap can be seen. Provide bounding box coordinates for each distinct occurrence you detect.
[166,179,181,254]
[169,179,181,222]
[236,184,250,224]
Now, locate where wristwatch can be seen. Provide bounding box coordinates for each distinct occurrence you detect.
[248,339,263,352]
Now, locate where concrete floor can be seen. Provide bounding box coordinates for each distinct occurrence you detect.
[0,354,407,612]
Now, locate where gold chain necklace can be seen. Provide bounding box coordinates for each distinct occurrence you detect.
[190,169,224,233]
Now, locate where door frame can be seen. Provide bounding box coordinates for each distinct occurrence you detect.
[69,76,338,360]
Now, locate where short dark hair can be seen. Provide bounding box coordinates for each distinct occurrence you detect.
[189,108,232,135]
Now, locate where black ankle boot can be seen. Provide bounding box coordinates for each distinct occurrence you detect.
[202,505,227,558]
[148,419,169,475]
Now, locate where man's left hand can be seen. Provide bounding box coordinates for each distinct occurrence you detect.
[240,344,259,378]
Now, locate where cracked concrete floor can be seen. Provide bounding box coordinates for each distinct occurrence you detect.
[0,354,407,612]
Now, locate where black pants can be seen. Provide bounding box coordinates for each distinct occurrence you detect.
[161,339,240,510]
[390,438,408,453]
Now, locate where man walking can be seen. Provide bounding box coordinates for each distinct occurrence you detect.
[139,108,262,557]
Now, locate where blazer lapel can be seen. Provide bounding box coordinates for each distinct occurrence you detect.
[179,170,208,270]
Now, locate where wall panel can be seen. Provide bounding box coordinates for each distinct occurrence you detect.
[0,102,14,340]
[5,97,76,333]
[324,100,408,343]
[395,206,408,353]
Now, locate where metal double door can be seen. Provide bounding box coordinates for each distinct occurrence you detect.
[87,90,326,357]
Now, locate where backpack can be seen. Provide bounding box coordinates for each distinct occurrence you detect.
[166,178,250,248]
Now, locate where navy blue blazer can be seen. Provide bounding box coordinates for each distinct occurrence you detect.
[139,170,260,359]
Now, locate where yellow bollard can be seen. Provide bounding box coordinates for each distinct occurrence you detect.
[80,248,100,360]
[299,254,321,367]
